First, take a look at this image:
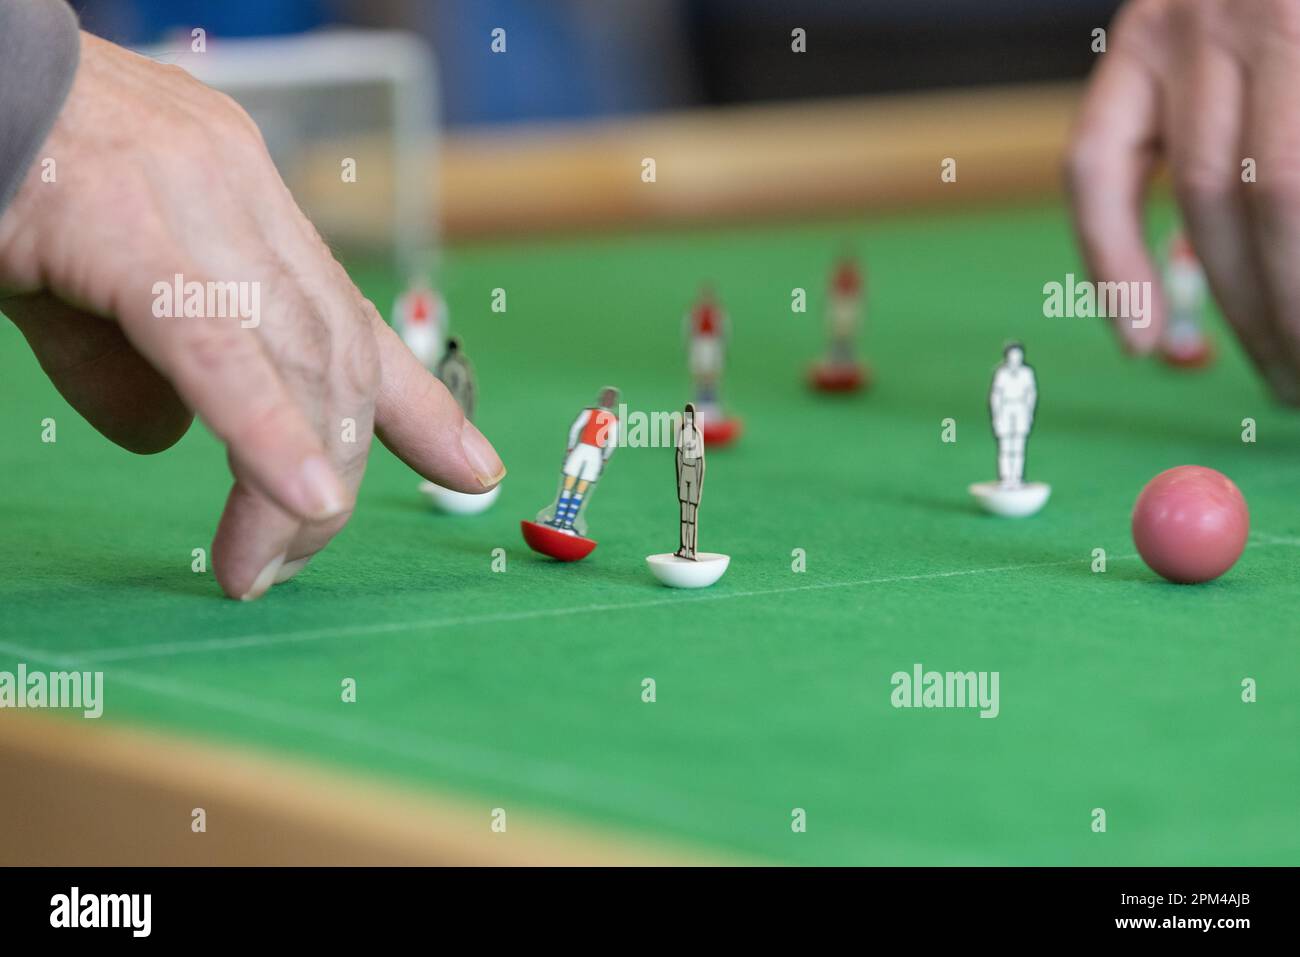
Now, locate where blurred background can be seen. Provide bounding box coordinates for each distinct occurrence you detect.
[60,0,1129,264]
[75,0,1122,127]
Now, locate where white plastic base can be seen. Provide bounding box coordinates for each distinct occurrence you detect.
[645,552,730,588]
[968,481,1051,518]
[419,480,501,515]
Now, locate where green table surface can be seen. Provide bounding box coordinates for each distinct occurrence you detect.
[2,200,1298,865]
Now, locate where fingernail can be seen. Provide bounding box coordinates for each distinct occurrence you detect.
[461,420,506,488]
[273,555,311,585]
[299,456,348,521]
[240,553,286,602]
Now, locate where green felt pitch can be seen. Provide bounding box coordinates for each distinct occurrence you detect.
[1,200,1298,864]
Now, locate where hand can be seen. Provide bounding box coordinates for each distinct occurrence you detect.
[0,33,505,599]
[1066,0,1300,403]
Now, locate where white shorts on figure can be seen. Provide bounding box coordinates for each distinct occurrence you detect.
[993,406,1031,437]
[993,405,1031,487]
[829,298,856,339]
[690,338,723,377]
[563,444,604,482]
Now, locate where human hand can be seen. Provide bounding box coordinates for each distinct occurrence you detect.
[0,33,505,599]
[1066,0,1300,402]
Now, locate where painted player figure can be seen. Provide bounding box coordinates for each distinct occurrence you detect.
[810,254,870,392]
[520,387,620,561]
[1159,230,1214,369]
[646,403,730,588]
[685,286,741,447]
[991,343,1037,488]
[436,338,475,421]
[969,343,1051,518]
[419,337,501,514]
[392,278,448,369]
[675,403,705,559]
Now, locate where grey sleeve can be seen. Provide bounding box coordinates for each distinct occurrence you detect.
[0,0,80,218]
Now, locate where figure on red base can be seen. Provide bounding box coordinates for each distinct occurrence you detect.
[810,254,871,393]
[520,386,621,561]
[684,286,742,447]
[1159,230,1214,370]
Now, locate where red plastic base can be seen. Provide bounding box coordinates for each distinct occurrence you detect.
[810,362,870,393]
[520,520,597,561]
[701,418,742,448]
[1159,342,1215,370]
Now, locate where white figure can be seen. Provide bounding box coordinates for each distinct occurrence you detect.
[646,402,730,588]
[675,404,705,559]
[989,343,1037,488]
[969,342,1050,518]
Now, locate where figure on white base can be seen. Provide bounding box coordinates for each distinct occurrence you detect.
[675,404,705,559]
[419,337,499,514]
[969,342,1050,518]
[436,338,475,422]
[646,402,730,588]
[990,343,1037,488]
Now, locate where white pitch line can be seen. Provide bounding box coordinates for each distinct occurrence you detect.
[8,534,1297,667]
[50,553,1142,665]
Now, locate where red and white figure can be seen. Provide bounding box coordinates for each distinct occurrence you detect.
[392,279,448,369]
[810,254,870,392]
[520,387,621,561]
[1159,230,1214,369]
[683,286,741,446]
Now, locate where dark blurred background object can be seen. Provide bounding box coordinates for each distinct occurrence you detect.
[74,0,1122,127]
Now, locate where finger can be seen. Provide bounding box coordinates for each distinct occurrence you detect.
[1242,6,1300,403]
[3,292,193,453]
[211,477,303,601]
[1065,11,1167,353]
[108,258,352,521]
[269,272,379,572]
[370,314,505,493]
[1165,5,1299,399]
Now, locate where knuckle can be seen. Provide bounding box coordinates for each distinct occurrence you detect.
[230,395,306,453]
[1172,159,1238,207]
[180,325,259,378]
[1063,133,1107,196]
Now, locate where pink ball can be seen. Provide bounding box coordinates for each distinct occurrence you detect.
[1131,466,1249,584]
